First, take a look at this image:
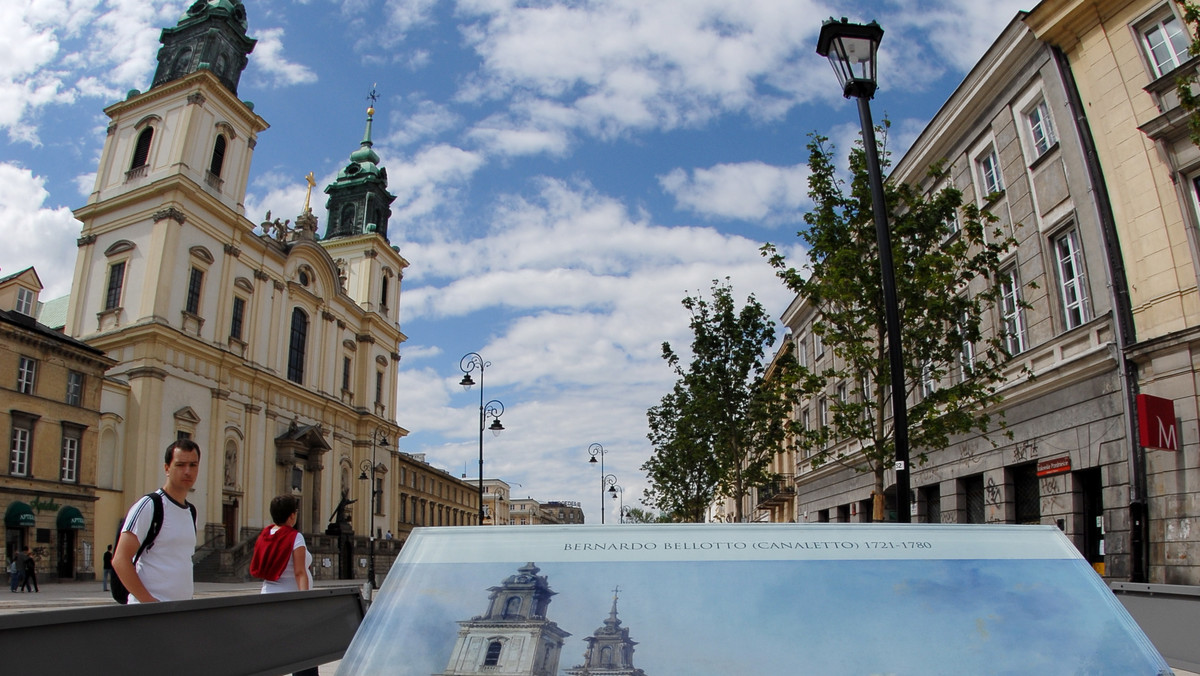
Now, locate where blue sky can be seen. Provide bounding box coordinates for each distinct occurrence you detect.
[1,0,1035,521]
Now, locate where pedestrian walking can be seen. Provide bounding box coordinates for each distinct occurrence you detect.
[7,554,21,592]
[102,544,113,591]
[112,439,201,603]
[21,547,38,592]
[251,494,318,676]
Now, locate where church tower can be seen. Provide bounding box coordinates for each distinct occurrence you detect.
[565,588,647,676]
[66,1,409,579]
[438,563,571,676]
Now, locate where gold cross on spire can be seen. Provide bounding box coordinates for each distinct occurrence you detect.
[303,171,315,212]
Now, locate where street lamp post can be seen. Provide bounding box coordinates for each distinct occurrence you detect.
[587,443,609,524]
[609,482,624,523]
[816,18,910,522]
[460,352,505,523]
[357,428,388,588]
[603,474,618,525]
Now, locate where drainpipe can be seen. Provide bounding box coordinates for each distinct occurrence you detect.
[1052,45,1147,582]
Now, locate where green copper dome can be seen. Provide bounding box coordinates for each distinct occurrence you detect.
[178,0,248,31]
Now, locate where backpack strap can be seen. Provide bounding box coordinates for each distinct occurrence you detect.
[133,492,165,563]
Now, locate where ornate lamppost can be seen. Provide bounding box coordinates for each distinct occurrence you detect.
[357,427,388,588]
[816,18,910,521]
[460,352,505,523]
[609,482,624,523]
[587,443,609,523]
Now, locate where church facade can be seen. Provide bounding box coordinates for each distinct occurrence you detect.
[64,0,421,577]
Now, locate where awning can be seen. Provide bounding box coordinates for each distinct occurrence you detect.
[57,506,85,530]
[4,502,35,528]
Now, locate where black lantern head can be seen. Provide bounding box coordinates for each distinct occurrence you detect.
[816,18,883,100]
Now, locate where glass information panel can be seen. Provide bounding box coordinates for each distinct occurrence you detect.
[338,523,1171,675]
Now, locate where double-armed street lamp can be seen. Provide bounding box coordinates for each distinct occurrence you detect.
[357,427,388,588]
[816,18,911,522]
[460,352,505,523]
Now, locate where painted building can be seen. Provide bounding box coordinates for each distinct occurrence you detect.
[1,267,116,580]
[564,589,647,676]
[438,562,571,676]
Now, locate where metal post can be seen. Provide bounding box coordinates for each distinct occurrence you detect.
[857,95,910,522]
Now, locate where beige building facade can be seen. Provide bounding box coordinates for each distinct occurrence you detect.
[1,268,116,580]
[61,0,437,579]
[1027,0,1200,584]
[767,15,1133,578]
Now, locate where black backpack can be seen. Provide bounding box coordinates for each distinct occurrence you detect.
[110,492,197,604]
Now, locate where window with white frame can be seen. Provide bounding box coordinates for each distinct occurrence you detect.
[66,371,84,406]
[814,329,824,358]
[10,417,32,476]
[958,308,975,380]
[1026,98,1057,157]
[921,361,938,397]
[1054,228,1092,330]
[185,266,205,315]
[796,332,808,368]
[977,147,1004,196]
[999,267,1027,355]
[818,397,828,428]
[15,287,35,316]
[61,427,81,483]
[17,356,37,394]
[1141,12,1191,77]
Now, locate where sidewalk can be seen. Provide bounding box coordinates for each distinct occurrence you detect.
[2,578,354,674]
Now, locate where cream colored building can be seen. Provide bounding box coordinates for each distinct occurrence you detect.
[63,0,418,578]
[1027,0,1200,584]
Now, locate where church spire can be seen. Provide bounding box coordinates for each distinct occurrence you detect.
[566,585,646,676]
[151,0,256,95]
[323,87,396,241]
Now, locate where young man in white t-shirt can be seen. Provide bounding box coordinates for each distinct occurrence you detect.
[113,439,200,603]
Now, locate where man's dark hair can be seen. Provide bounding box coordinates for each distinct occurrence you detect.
[270,494,300,525]
[163,438,201,464]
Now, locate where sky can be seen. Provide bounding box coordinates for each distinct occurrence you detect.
[0,0,1037,523]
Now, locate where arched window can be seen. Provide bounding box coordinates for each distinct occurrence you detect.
[484,641,502,667]
[380,274,389,308]
[287,308,308,384]
[209,135,227,177]
[131,127,154,169]
[600,646,613,667]
[340,204,356,233]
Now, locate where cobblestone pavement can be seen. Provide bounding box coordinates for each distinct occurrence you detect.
[2,577,353,674]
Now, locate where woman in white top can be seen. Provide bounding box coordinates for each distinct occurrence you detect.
[254,494,313,593]
[252,494,317,675]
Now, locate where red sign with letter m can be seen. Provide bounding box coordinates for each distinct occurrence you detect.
[1137,394,1178,451]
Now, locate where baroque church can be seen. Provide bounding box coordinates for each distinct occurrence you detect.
[65,0,409,575]
[439,563,647,676]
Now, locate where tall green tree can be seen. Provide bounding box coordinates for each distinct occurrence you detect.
[762,132,1017,520]
[1174,1,1200,146]
[642,279,795,522]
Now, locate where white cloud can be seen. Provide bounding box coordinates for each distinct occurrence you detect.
[659,161,810,224]
[248,27,318,88]
[0,162,82,298]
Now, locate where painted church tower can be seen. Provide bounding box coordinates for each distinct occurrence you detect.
[438,563,571,676]
[565,588,647,676]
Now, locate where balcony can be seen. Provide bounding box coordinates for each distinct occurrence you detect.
[756,475,795,509]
